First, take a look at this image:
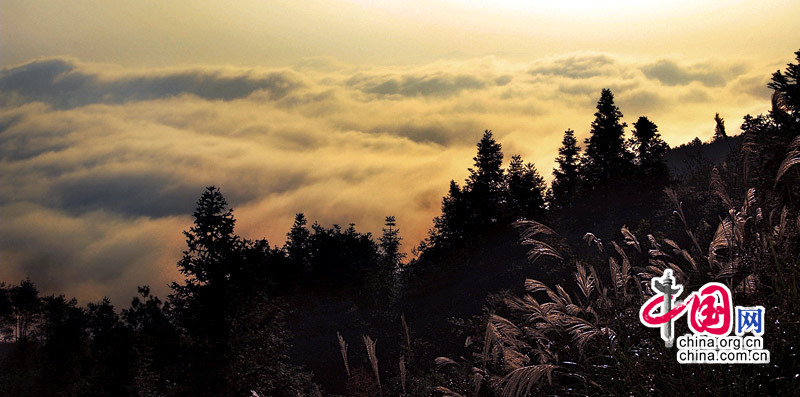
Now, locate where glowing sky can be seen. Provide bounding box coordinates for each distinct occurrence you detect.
[1,0,799,306]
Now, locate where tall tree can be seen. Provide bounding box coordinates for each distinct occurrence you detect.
[86,298,132,395]
[379,215,405,267]
[768,49,800,117]
[506,155,547,221]
[467,130,505,190]
[168,186,240,394]
[465,130,505,226]
[581,89,632,185]
[9,278,40,341]
[713,113,727,141]
[0,283,12,340]
[284,213,311,280]
[430,180,469,249]
[122,286,179,396]
[174,186,241,288]
[630,116,669,179]
[549,129,582,210]
[38,294,90,395]
[169,186,308,395]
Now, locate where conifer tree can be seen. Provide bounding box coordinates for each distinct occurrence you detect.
[768,49,800,116]
[581,89,632,185]
[506,155,547,221]
[174,186,241,289]
[431,180,468,248]
[169,186,307,395]
[550,129,582,210]
[466,130,505,225]
[379,216,405,267]
[284,213,311,278]
[630,116,669,179]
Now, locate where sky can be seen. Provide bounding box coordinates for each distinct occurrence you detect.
[2,0,799,306]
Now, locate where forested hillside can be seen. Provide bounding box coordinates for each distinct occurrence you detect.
[2,50,799,396]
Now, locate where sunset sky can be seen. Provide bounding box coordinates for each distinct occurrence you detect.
[2,0,799,306]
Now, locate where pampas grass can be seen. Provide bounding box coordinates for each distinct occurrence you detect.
[337,331,350,378]
[363,335,380,393]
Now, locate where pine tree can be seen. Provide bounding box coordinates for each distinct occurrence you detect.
[0,283,13,340]
[506,155,546,221]
[379,216,405,267]
[174,186,241,288]
[9,278,40,341]
[630,116,669,178]
[431,180,468,248]
[768,49,800,116]
[549,129,582,210]
[168,186,308,395]
[581,89,632,185]
[284,213,311,279]
[466,130,505,225]
[713,113,727,141]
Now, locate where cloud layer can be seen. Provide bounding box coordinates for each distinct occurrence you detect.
[0,53,779,305]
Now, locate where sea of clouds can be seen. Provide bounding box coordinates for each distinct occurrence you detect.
[0,53,775,306]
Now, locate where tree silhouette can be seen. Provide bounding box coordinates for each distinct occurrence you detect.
[630,116,669,179]
[549,129,582,210]
[168,186,308,395]
[0,283,12,340]
[9,278,40,341]
[285,213,311,279]
[38,294,90,395]
[581,89,632,186]
[174,186,241,287]
[122,286,178,396]
[713,113,727,141]
[768,49,800,116]
[506,154,546,221]
[431,180,469,249]
[466,130,505,226]
[86,297,132,395]
[380,215,405,267]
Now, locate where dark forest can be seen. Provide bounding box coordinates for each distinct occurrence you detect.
[2,50,799,396]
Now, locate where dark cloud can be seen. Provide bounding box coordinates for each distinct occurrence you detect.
[0,58,305,109]
[353,73,488,97]
[737,75,772,99]
[641,59,746,87]
[51,171,202,218]
[528,54,616,79]
[44,166,309,218]
[365,118,483,145]
[617,90,666,115]
[494,75,513,86]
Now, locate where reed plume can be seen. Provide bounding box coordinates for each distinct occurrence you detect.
[363,335,380,393]
[337,331,350,378]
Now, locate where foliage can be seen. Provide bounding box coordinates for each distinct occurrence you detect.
[2,47,800,397]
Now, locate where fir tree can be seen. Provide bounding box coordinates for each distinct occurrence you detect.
[379,216,405,267]
[466,130,505,226]
[768,49,800,116]
[550,129,582,210]
[581,89,632,185]
[284,213,311,279]
[630,116,669,178]
[506,155,547,221]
